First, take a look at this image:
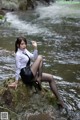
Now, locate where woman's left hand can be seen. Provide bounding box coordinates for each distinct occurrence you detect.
[8,82,18,89]
[31,41,37,49]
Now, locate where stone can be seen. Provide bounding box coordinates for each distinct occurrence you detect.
[0,78,67,120]
[28,113,51,120]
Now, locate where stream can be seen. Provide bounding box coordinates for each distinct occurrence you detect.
[0,1,80,120]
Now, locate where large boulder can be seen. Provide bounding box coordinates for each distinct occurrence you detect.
[0,0,36,11]
[1,0,19,11]
[0,78,59,120]
[0,0,55,12]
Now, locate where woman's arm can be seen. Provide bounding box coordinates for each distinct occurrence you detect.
[28,41,38,60]
[15,54,21,81]
[8,54,21,89]
[8,80,18,89]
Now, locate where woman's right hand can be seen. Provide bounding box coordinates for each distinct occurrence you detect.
[31,41,37,49]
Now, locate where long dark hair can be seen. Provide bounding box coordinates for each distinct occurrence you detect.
[15,37,27,53]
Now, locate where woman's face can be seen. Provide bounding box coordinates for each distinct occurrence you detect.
[19,40,27,50]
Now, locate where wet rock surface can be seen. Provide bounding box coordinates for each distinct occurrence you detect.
[0,0,53,12]
[28,113,51,120]
[0,78,67,120]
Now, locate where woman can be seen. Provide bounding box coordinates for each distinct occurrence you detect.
[8,37,64,108]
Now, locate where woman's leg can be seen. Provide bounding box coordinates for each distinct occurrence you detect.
[41,73,64,107]
[31,55,43,81]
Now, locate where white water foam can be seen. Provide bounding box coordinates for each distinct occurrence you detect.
[35,3,80,21]
[5,12,53,36]
[36,4,63,20]
[5,3,80,36]
[5,12,46,35]
[53,75,63,80]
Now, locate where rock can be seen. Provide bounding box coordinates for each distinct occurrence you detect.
[0,0,35,11]
[0,10,5,15]
[19,0,37,10]
[28,113,51,120]
[1,0,18,11]
[0,0,55,12]
[0,78,67,120]
[0,78,48,119]
[19,1,28,11]
[0,10,6,24]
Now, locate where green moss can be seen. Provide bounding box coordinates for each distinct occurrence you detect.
[0,78,58,119]
[19,2,28,11]
[0,15,4,19]
[0,79,30,111]
[42,88,57,107]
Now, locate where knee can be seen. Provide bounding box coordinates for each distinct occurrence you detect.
[37,55,43,61]
[50,75,54,82]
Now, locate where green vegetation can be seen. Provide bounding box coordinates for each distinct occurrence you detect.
[0,15,4,19]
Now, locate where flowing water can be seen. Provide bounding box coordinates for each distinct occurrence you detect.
[0,2,80,119]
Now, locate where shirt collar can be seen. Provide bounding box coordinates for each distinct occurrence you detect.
[18,48,26,53]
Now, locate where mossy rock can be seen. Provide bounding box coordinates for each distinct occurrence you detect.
[0,78,31,111]
[0,15,4,19]
[0,10,5,16]
[19,0,35,10]
[0,78,59,120]
[19,1,28,11]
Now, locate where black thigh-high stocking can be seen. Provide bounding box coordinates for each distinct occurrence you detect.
[37,59,43,82]
[41,73,64,108]
[31,55,43,82]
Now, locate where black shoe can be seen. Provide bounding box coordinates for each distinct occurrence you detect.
[34,81,42,91]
